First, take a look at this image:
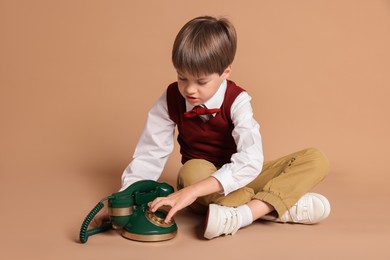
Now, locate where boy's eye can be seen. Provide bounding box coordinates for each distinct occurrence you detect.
[197,81,207,85]
[178,77,187,81]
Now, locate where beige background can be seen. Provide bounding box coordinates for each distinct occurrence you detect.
[1,0,389,259]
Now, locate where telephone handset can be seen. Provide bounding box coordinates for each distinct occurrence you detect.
[79,180,178,243]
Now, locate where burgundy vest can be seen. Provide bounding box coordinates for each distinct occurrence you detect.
[166,80,245,167]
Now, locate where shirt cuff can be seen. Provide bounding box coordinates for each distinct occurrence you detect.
[211,168,237,196]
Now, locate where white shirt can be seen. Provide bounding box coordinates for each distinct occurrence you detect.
[121,80,264,195]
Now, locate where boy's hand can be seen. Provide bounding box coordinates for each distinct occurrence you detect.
[149,176,223,223]
[92,209,110,228]
[149,186,198,223]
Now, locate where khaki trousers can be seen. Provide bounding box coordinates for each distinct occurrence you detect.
[177,147,329,217]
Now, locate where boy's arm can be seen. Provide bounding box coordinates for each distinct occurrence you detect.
[120,91,175,191]
[150,175,223,223]
[212,91,264,195]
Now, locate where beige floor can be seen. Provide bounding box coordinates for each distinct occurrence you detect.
[1,0,390,259]
[1,164,389,260]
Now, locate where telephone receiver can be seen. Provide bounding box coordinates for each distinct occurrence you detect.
[79,180,178,243]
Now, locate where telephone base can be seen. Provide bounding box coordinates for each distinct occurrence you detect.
[122,230,177,242]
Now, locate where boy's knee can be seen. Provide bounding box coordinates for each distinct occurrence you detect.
[177,159,217,188]
[306,147,330,179]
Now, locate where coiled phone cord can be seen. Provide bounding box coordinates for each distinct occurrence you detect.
[79,197,112,244]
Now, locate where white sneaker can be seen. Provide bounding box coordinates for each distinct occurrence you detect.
[204,204,242,239]
[262,193,331,224]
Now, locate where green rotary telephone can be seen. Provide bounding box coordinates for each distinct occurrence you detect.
[79,180,178,243]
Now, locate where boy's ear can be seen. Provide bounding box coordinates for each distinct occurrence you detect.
[221,65,232,79]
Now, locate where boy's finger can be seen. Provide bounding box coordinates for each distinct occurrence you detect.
[164,208,176,223]
[149,197,162,210]
[150,197,170,212]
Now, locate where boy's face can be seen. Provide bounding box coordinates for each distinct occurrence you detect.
[176,67,231,106]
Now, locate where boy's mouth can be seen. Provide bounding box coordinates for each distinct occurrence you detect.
[186,96,198,101]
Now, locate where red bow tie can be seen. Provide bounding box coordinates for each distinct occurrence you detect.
[184,106,220,118]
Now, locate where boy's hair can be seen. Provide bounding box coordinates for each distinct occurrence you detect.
[172,16,237,76]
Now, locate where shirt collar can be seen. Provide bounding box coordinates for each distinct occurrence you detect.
[185,79,227,113]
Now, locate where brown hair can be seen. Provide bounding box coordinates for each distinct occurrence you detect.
[172,16,237,76]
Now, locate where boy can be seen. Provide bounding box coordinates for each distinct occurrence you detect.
[116,16,330,239]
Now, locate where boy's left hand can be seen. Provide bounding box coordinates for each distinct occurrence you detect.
[149,186,198,223]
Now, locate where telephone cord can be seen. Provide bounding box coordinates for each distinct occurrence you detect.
[79,197,112,243]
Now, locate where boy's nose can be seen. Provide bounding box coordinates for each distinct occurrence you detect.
[184,83,197,94]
